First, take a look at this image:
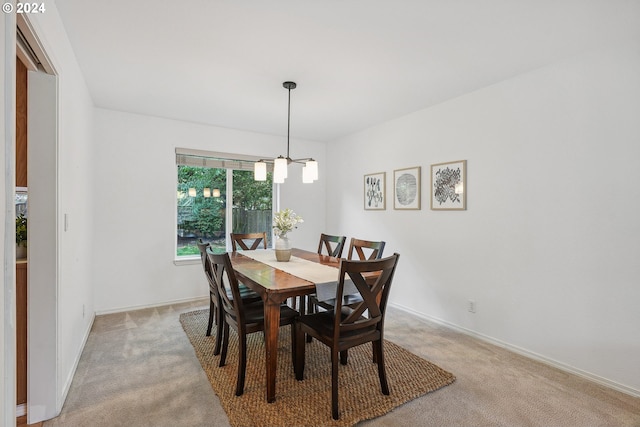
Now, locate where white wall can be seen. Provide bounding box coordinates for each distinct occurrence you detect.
[91,108,326,313]
[2,4,96,422]
[326,45,640,394]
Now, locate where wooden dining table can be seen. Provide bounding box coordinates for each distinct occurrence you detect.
[229,247,341,403]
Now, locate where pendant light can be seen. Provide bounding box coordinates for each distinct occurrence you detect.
[254,81,318,183]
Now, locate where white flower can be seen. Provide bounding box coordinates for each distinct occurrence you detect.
[273,208,303,237]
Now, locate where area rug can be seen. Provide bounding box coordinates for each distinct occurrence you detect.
[180,309,455,427]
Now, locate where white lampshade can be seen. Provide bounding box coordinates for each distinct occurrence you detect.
[212,188,221,197]
[274,157,288,183]
[254,161,267,181]
[188,188,196,197]
[305,159,318,181]
[203,188,211,197]
[302,165,313,183]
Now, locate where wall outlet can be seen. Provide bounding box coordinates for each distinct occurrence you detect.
[468,299,476,313]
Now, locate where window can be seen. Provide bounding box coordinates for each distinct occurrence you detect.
[176,150,274,257]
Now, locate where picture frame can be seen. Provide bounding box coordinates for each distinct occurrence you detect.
[393,166,421,210]
[364,172,386,210]
[430,160,466,210]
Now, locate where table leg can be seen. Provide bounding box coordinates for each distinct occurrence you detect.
[263,296,281,403]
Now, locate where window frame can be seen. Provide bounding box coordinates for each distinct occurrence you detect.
[174,149,277,264]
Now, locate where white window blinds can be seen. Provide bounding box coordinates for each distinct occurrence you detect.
[175,148,273,172]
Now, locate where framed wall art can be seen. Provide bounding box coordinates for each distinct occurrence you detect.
[393,166,421,210]
[364,172,386,210]
[431,160,466,210]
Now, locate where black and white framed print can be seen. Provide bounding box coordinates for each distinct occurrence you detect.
[394,166,421,210]
[431,160,466,210]
[364,172,386,210]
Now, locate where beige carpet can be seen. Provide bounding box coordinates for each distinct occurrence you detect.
[180,309,455,427]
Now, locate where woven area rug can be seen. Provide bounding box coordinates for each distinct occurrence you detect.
[180,309,455,427]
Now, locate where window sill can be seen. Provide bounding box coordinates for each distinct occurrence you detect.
[174,257,200,266]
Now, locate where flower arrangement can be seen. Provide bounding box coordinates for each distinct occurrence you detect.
[16,213,27,246]
[273,208,303,237]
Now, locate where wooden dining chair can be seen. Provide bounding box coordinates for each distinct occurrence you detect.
[208,251,299,396]
[318,233,347,258]
[230,232,268,251]
[294,253,401,420]
[197,240,260,355]
[196,240,219,344]
[304,233,348,323]
[311,237,386,314]
[347,237,386,261]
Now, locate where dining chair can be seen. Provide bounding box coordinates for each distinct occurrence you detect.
[196,240,219,343]
[318,233,347,258]
[294,253,401,420]
[208,251,299,396]
[197,240,261,355]
[312,237,386,314]
[230,232,268,251]
[347,237,386,261]
[304,233,348,323]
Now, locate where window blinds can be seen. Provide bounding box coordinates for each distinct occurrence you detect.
[175,148,273,172]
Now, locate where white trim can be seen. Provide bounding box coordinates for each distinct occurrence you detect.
[58,313,94,412]
[16,404,25,417]
[94,296,208,316]
[3,8,18,427]
[173,256,199,266]
[175,147,263,162]
[389,302,640,399]
[16,15,55,75]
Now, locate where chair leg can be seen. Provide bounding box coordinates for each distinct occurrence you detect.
[331,350,340,420]
[305,298,314,343]
[374,339,389,395]
[340,349,348,365]
[290,322,297,371]
[206,299,214,336]
[294,323,305,380]
[219,322,230,367]
[213,306,224,356]
[235,331,247,396]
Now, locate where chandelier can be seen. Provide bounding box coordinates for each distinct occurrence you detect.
[254,81,318,183]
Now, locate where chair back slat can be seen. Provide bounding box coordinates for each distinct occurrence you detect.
[196,239,210,271]
[347,238,385,260]
[231,232,268,251]
[318,233,347,258]
[332,254,400,339]
[197,240,218,296]
[208,252,246,326]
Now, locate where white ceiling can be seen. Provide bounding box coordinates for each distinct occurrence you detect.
[53,0,638,142]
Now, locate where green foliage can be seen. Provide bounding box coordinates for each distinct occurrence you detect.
[176,166,273,242]
[232,170,273,210]
[177,245,200,256]
[177,166,227,236]
[16,213,27,245]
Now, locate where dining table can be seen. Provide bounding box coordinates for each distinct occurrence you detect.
[229,247,341,403]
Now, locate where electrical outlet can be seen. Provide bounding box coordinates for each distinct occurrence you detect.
[468,299,476,313]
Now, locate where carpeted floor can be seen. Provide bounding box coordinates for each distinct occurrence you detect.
[179,308,455,427]
[42,300,640,427]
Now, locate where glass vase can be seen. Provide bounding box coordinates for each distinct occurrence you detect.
[275,235,292,262]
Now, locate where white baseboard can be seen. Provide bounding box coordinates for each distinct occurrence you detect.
[389,302,640,399]
[58,312,96,413]
[95,295,208,316]
[16,403,26,417]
